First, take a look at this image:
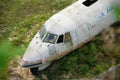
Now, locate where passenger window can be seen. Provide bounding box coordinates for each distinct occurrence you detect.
[57,35,64,43]
[65,32,71,42]
[83,0,98,7]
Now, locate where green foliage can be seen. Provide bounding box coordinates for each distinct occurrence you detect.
[113,5,120,20]
[0,39,24,67]
[95,64,106,73]
[0,39,25,79]
[77,64,89,77]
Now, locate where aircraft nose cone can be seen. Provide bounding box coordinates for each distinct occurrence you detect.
[23,46,48,61]
[22,42,50,65]
[21,43,50,68]
[22,32,50,67]
[21,59,42,67]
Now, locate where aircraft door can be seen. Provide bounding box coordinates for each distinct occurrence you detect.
[54,33,73,59]
[64,32,73,51]
[55,34,67,57]
[75,23,90,44]
[48,34,66,60]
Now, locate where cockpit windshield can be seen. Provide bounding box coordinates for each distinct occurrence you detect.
[43,33,58,44]
[39,25,46,39]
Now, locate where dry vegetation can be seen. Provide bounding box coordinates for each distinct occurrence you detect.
[8,56,35,80]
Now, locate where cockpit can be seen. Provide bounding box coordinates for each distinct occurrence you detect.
[43,33,58,44]
[39,25,71,44]
[39,26,58,44]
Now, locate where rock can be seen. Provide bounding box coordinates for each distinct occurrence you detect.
[41,74,48,80]
[63,74,70,79]
[95,64,120,80]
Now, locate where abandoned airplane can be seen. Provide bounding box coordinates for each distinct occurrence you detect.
[21,0,120,75]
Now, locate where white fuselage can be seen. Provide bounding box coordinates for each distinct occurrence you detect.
[21,0,120,70]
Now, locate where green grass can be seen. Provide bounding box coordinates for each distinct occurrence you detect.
[0,0,120,79]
